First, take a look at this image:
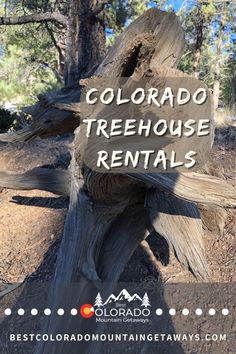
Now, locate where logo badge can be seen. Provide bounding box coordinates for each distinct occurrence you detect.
[80,304,94,318]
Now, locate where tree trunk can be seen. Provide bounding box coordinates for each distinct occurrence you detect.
[212,5,227,111]
[232,74,236,106]
[192,3,204,79]
[213,74,220,111]
[193,48,202,79]
[64,0,106,85]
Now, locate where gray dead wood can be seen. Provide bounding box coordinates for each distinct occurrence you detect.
[0,282,25,299]
[1,166,235,208]
[0,168,70,196]
[128,172,236,208]
[146,190,209,280]
[0,106,79,143]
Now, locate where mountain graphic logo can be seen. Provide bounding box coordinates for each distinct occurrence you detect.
[94,289,151,308]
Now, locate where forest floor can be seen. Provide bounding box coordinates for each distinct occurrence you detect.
[0,126,235,287]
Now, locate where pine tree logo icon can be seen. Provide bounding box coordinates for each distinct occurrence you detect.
[141,292,150,308]
[94,292,103,307]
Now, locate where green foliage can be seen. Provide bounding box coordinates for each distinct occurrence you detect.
[220,57,236,107]
[0,42,60,106]
[178,0,236,107]
[201,0,216,18]
[0,1,62,107]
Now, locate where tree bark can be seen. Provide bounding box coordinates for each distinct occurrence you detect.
[64,0,106,85]
[192,2,204,79]
[212,4,227,111]
[0,7,185,144]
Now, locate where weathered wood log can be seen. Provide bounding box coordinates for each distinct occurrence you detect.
[97,202,149,281]
[37,153,149,354]
[146,190,209,280]
[0,282,25,298]
[95,9,184,77]
[0,168,70,196]
[0,107,79,143]
[0,81,84,143]
[129,172,236,208]
[1,166,235,207]
[199,204,227,237]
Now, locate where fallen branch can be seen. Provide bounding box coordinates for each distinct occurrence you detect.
[0,168,70,196]
[129,172,236,208]
[0,281,25,299]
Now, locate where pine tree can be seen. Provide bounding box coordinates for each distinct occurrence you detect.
[178,0,236,111]
[141,292,150,308]
[94,292,103,307]
[0,0,107,86]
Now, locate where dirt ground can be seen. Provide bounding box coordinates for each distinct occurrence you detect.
[0,136,71,287]
[0,128,235,289]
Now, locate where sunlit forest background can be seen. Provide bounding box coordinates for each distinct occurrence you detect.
[0,0,235,131]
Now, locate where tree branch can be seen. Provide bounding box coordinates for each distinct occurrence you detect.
[45,22,64,83]
[0,168,70,196]
[45,22,63,57]
[0,12,67,26]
